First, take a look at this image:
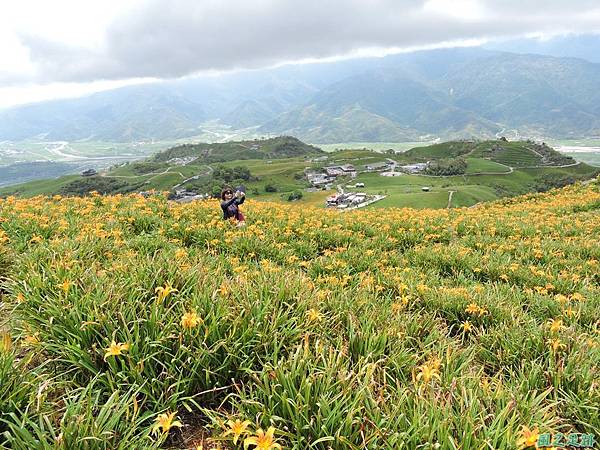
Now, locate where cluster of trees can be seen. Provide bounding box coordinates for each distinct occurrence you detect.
[267,137,321,158]
[532,143,576,166]
[181,165,256,198]
[59,176,142,196]
[286,190,303,201]
[534,172,599,193]
[424,158,467,176]
[212,166,253,183]
[209,167,251,197]
[129,162,165,175]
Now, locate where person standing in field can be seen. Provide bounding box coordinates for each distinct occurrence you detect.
[220,187,246,226]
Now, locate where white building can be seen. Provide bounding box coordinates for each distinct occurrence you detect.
[401,163,428,174]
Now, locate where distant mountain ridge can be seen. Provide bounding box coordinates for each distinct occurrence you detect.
[2,47,600,143]
[261,52,600,142]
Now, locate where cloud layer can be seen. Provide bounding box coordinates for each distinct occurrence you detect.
[11,0,600,83]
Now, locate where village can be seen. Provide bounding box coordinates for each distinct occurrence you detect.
[305,157,429,209]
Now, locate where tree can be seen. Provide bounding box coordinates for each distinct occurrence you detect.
[424,158,467,176]
[211,185,222,198]
[265,184,278,193]
[287,190,303,201]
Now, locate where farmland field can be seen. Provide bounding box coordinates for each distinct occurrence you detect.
[0,140,168,164]
[0,181,598,449]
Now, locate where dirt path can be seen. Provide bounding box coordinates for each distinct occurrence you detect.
[447,190,456,208]
[102,166,185,180]
[417,160,582,178]
[172,165,213,190]
[517,161,581,169]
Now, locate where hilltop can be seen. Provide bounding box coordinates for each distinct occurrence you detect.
[151,135,322,163]
[0,182,598,448]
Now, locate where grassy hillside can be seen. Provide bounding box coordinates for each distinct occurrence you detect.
[152,136,322,163]
[402,139,576,167]
[2,140,598,212]
[0,182,598,448]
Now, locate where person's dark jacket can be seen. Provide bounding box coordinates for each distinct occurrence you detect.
[220,195,245,220]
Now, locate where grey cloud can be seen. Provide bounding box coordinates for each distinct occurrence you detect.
[15,0,600,83]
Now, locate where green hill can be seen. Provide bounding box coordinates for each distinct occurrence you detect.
[402,139,576,167]
[152,135,322,163]
[1,139,597,210]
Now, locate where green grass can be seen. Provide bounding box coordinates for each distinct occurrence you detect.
[0,175,80,196]
[549,138,600,147]
[219,158,310,177]
[368,190,450,209]
[450,185,499,207]
[403,141,474,160]
[465,158,511,174]
[255,189,334,207]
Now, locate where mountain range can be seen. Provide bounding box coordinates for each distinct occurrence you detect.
[2,45,600,143]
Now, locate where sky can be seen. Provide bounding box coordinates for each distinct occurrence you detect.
[1,0,600,109]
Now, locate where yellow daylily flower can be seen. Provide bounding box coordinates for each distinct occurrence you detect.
[460,321,473,333]
[222,419,251,444]
[415,359,441,384]
[181,311,202,329]
[152,411,183,435]
[155,283,178,302]
[59,280,72,294]
[465,303,480,314]
[306,308,324,323]
[216,284,230,297]
[546,318,565,334]
[516,425,539,448]
[244,426,282,450]
[546,338,566,353]
[104,340,130,360]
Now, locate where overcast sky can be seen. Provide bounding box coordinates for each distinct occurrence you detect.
[1,0,600,108]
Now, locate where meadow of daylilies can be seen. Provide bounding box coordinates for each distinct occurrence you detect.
[0,180,598,449]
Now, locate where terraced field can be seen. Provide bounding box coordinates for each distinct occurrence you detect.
[491,145,543,167]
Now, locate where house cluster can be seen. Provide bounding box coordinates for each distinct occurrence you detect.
[324,164,357,177]
[306,164,357,188]
[365,161,428,174]
[400,163,428,173]
[166,156,198,166]
[326,192,369,209]
[326,191,385,210]
[365,161,392,172]
[168,189,210,203]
